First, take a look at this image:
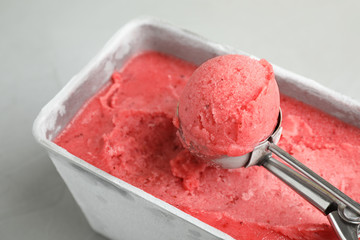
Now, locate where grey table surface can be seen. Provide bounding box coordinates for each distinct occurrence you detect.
[1,0,360,239]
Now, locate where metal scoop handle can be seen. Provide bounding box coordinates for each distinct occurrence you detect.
[261,143,360,240]
[268,143,360,216]
[177,106,359,239]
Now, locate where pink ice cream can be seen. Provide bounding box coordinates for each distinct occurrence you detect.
[178,55,280,157]
[55,51,360,240]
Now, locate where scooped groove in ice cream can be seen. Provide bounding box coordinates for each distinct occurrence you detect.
[177,55,280,157]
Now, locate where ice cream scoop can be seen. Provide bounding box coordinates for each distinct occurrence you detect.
[177,55,280,158]
[176,55,360,240]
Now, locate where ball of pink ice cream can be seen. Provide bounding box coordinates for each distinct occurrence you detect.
[177,54,280,157]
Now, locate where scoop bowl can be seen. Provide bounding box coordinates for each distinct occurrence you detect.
[176,105,282,169]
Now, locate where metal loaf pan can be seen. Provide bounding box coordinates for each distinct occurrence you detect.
[33,17,360,240]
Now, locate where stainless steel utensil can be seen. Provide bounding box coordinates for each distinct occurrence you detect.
[177,108,360,240]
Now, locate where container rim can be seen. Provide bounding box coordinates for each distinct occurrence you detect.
[33,16,360,240]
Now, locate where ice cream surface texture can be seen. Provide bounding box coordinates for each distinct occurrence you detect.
[178,55,280,157]
[55,51,360,240]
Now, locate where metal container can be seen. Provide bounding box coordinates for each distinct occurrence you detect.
[33,17,360,240]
